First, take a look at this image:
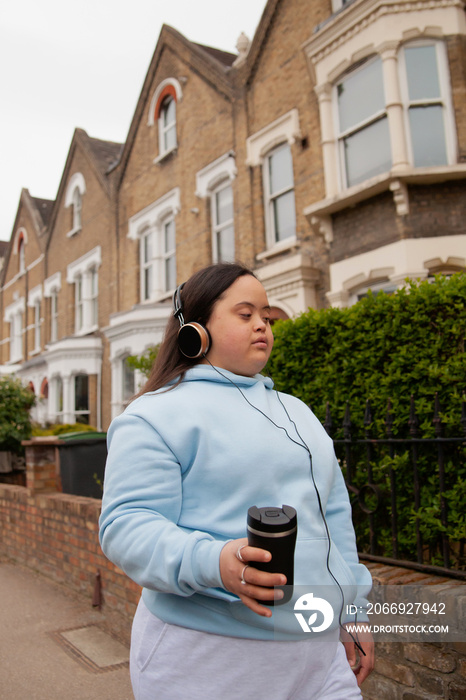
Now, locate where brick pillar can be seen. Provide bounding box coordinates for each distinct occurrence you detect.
[22,438,61,493]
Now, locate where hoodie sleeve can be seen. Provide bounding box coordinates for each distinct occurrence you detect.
[325,455,373,623]
[99,410,225,596]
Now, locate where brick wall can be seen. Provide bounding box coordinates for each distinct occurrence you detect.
[330,182,466,265]
[360,561,466,699]
[0,483,140,620]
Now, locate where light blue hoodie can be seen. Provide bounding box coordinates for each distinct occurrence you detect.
[99,366,372,640]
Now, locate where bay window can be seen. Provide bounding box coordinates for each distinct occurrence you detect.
[337,57,392,188]
[401,42,450,168]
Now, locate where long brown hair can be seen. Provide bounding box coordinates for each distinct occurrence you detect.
[134,262,256,397]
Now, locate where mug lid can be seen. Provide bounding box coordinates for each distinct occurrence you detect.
[247,504,297,533]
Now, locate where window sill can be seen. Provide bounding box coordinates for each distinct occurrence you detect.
[74,324,99,337]
[304,164,466,220]
[256,236,299,262]
[140,290,174,304]
[153,146,178,164]
[66,226,82,239]
[304,164,466,245]
[29,348,42,357]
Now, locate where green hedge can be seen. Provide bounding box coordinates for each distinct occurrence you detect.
[266,273,466,569]
[0,376,35,454]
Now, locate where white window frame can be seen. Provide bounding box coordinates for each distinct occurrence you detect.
[121,355,136,405]
[66,246,102,335]
[335,55,391,189]
[27,285,43,353]
[140,228,154,302]
[246,110,301,253]
[44,272,61,343]
[18,238,25,274]
[4,297,25,363]
[331,0,352,12]
[211,181,235,263]
[90,267,98,327]
[398,40,456,168]
[50,290,59,342]
[263,143,297,248]
[162,216,177,293]
[148,78,183,162]
[158,96,177,156]
[195,152,237,263]
[128,189,180,302]
[11,312,23,362]
[73,373,90,424]
[54,376,64,424]
[72,186,82,231]
[75,274,84,332]
[33,300,41,350]
[64,172,86,237]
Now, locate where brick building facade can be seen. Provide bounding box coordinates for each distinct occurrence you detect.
[1,0,465,430]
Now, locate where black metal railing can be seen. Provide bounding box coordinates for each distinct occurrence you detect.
[323,394,466,580]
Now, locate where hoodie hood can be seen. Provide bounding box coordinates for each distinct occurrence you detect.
[171,364,275,390]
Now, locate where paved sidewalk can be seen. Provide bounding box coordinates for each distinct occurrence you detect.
[1,556,134,700]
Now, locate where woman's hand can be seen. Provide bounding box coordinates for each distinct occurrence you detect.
[219,538,286,617]
[341,624,375,686]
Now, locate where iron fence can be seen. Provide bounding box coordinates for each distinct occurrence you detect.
[323,394,466,580]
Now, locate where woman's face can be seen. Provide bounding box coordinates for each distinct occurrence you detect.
[204,275,274,377]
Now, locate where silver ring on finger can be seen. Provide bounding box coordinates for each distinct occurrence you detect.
[236,544,247,562]
[240,564,250,585]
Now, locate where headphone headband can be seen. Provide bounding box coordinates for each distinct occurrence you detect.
[173,283,185,327]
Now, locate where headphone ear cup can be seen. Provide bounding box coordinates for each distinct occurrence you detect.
[177,322,211,359]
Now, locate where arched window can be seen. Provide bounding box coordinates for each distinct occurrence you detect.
[72,186,82,231]
[18,236,25,273]
[64,173,86,237]
[159,96,177,155]
[149,78,183,161]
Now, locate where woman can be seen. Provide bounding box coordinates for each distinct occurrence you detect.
[99,262,374,699]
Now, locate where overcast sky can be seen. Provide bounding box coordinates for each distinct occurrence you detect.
[0,0,267,242]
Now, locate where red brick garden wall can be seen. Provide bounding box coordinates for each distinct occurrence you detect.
[0,483,140,619]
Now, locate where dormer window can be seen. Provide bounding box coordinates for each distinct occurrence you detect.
[159,96,177,154]
[72,186,82,231]
[18,236,25,274]
[148,78,183,162]
[14,228,28,275]
[65,172,86,237]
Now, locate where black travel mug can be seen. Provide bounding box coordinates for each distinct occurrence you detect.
[247,504,297,606]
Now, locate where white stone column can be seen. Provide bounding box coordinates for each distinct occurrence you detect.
[315,82,339,197]
[62,374,73,424]
[380,42,410,173]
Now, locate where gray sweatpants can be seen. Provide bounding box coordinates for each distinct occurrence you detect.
[130,598,362,700]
